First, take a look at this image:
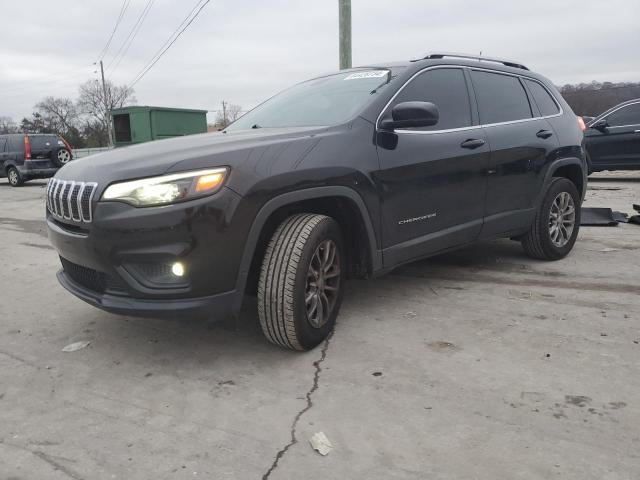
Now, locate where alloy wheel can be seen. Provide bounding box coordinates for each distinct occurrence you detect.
[8,169,18,185]
[548,191,575,247]
[58,149,71,164]
[305,239,341,328]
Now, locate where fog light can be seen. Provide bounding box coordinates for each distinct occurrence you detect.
[171,262,185,277]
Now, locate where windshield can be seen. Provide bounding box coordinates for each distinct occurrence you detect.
[225,69,395,131]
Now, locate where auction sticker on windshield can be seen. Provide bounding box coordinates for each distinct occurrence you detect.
[344,71,389,80]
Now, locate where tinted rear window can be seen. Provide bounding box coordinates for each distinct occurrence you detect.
[471,71,532,124]
[391,68,472,130]
[524,79,560,117]
[29,135,62,149]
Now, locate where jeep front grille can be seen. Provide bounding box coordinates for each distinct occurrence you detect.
[47,178,97,223]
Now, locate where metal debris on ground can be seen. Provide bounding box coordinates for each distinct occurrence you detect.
[62,341,91,353]
[309,432,333,456]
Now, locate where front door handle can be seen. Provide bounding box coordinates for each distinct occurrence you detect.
[536,129,554,139]
[460,138,485,149]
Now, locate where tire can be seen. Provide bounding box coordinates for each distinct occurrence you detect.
[521,177,581,260]
[52,148,71,167]
[258,214,345,351]
[7,167,23,187]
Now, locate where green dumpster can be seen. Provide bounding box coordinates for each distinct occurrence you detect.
[111,106,208,147]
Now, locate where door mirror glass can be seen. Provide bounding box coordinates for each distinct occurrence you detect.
[591,118,608,132]
[380,101,439,130]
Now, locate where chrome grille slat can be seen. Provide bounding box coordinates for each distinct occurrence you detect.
[46,179,97,224]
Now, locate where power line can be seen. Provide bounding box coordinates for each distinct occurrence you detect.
[128,0,205,83]
[105,0,156,73]
[127,0,211,89]
[96,0,131,62]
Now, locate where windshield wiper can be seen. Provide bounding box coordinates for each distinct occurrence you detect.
[251,124,262,129]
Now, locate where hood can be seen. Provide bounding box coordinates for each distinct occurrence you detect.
[55,126,329,186]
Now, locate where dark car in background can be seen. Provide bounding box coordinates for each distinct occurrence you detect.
[46,53,586,351]
[0,133,73,186]
[585,99,640,172]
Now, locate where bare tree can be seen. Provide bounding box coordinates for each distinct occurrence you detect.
[0,116,18,134]
[215,101,243,128]
[35,97,79,134]
[77,79,136,145]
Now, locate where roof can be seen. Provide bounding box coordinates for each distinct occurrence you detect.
[111,106,208,114]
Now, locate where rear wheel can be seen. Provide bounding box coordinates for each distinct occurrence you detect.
[7,167,23,187]
[521,177,580,260]
[258,214,345,351]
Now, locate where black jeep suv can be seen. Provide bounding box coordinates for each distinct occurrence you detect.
[1,133,73,186]
[47,53,586,351]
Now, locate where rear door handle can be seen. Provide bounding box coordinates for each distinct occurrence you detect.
[460,138,485,149]
[536,129,554,139]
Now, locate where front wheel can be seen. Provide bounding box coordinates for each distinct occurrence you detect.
[258,214,345,351]
[521,177,581,260]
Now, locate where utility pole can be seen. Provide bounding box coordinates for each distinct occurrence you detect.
[339,0,352,69]
[99,60,113,146]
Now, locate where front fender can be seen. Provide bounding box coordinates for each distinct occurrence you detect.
[231,186,381,314]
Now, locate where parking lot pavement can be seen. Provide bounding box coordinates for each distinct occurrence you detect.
[0,174,638,480]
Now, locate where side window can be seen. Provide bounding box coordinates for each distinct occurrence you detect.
[607,103,640,127]
[471,70,532,124]
[0,138,6,152]
[524,79,560,117]
[390,68,472,131]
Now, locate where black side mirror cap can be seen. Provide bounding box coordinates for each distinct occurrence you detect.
[592,119,608,132]
[380,101,439,131]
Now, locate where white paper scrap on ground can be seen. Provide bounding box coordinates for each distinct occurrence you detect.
[62,341,91,353]
[309,432,333,456]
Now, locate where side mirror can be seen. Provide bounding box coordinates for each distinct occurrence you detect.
[380,101,439,131]
[591,118,608,132]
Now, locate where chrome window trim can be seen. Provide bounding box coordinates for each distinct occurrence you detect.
[375,64,563,136]
[608,124,640,129]
[592,101,640,128]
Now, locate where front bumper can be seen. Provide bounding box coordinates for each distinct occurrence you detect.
[47,186,248,319]
[57,269,237,318]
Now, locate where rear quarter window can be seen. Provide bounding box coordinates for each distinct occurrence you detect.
[524,79,560,117]
[471,70,532,124]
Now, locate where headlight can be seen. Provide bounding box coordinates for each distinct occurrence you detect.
[101,168,228,207]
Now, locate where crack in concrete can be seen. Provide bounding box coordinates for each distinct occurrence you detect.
[262,330,334,480]
[1,440,84,480]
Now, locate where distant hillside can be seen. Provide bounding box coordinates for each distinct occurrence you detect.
[559,81,640,117]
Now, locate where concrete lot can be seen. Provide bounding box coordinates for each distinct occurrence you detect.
[0,172,638,479]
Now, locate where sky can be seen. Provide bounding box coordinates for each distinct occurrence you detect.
[1,0,639,123]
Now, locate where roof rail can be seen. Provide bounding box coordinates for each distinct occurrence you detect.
[415,52,529,71]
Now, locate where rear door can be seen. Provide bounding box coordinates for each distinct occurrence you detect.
[586,101,640,168]
[0,137,7,168]
[375,67,490,266]
[469,69,559,237]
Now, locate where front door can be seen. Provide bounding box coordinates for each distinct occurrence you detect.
[586,101,640,169]
[375,67,490,267]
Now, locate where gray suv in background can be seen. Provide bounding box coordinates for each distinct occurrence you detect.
[0,133,73,186]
